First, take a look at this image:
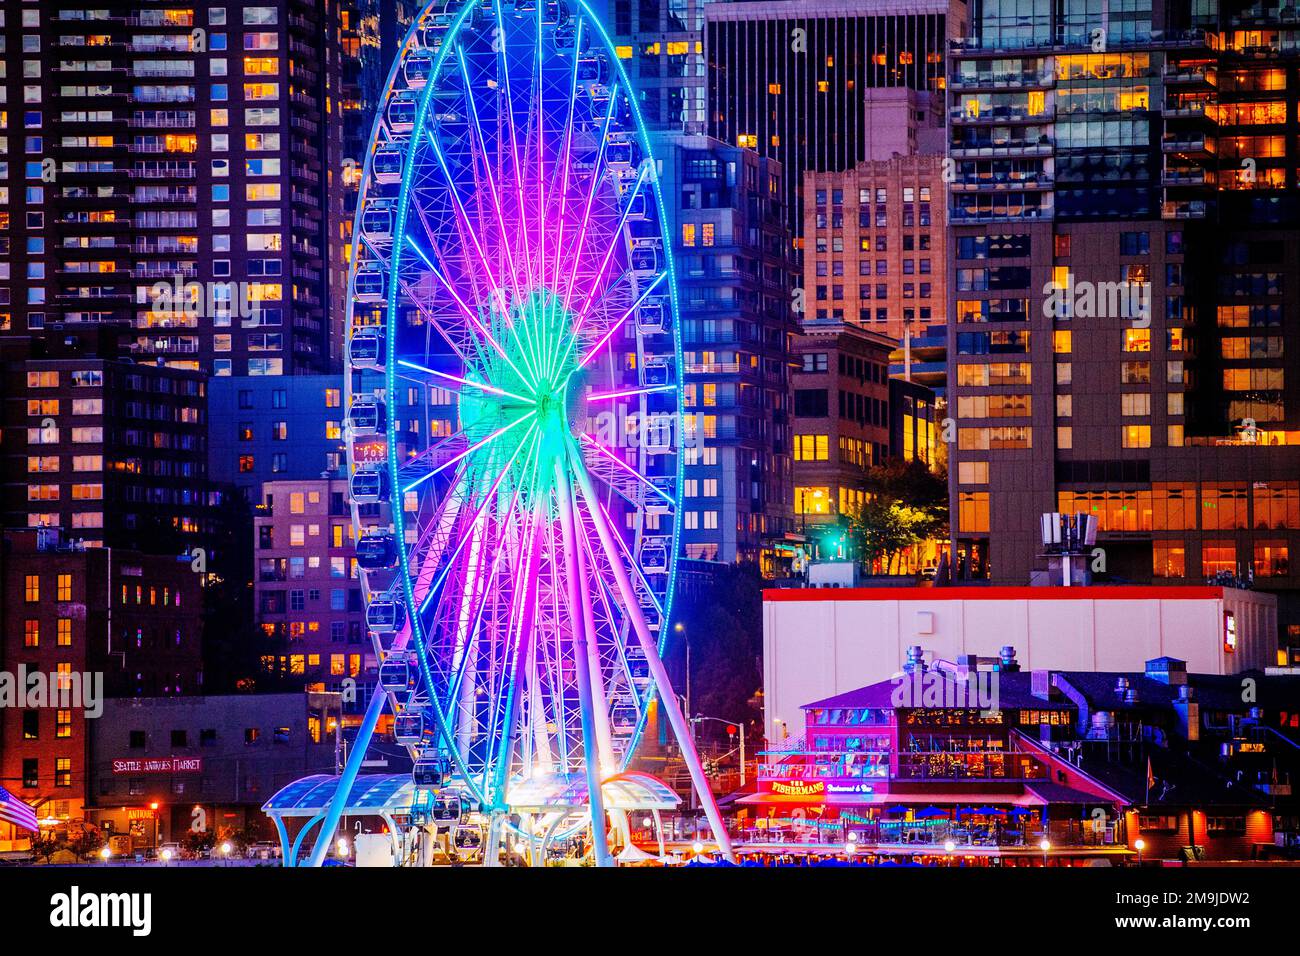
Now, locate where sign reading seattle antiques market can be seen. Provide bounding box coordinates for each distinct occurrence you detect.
[111,757,203,775]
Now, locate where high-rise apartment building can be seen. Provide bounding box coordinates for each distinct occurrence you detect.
[0,0,344,376]
[660,135,796,565]
[946,3,1300,637]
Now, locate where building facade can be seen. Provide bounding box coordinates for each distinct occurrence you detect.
[0,326,215,554]
[86,691,340,848]
[801,90,949,342]
[945,3,1300,641]
[747,656,1298,864]
[252,477,372,713]
[207,373,347,495]
[705,0,963,237]
[762,583,1277,745]
[790,318,895,527]
[0,0,345,375]
[660,135,796,564]
[0,528,204,831]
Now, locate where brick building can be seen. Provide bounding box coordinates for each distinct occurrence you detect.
[0,528,203,834]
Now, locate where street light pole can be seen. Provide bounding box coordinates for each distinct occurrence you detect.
[739,722,746,787]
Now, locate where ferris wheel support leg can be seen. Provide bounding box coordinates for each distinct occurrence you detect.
[567,442,737,863]
[556,459,615,867]
[571,489,630,848]
[304,682,388,867]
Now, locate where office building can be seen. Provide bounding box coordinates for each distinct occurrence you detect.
[801,91,948,342]
[0,326,216,554]
[945,4,1300,642]
[790,318,895,526]
[706,0,963,236]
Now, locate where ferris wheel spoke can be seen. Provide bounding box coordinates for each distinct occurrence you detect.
[396,358,536,406]
[562,84,620,312]
[416,423,540,616]
[492,0,536,295]
[567,270,667,377]
[418,121,513,320]
[549,19,585,297]
[454,45,526,310]
[403,407,537,495]
[404,235,536,385]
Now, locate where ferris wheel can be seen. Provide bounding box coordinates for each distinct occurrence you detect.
[334,0,733,866]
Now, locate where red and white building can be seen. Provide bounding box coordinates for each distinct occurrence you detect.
[763,585,1277,747]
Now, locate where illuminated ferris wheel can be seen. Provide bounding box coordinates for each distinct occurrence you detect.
[337,0,732,865]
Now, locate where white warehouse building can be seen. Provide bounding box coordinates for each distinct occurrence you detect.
[761,585,1278,746]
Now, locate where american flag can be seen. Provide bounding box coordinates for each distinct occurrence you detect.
[0,786,39,834]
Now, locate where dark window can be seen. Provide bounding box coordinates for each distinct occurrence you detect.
[129,730,146,749]
[793,389,829,417]
[171,730,187,748]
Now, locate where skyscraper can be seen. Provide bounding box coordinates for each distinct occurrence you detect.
[706,0,963,238]
[660,135,796,565]
[946,2,1300,637]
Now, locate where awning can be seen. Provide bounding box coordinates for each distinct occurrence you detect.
[261,774,418,817]
[506,771,681,812]
[739,789,1043,808]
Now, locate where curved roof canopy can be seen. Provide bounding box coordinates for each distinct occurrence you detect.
[262,774,417,817]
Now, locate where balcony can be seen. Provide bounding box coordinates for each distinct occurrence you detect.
[949,173,1054,192]
[1161,199,1211,220]
[949,70,1054,91]
[1161,133,1216,156]
[1163,63,1217,86]
[948,139,1053,159]
[950,106,1051,126]
[1160,167,1214,187]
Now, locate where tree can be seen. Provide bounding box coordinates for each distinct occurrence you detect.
[66,819,105,861]
[847,460,948,573]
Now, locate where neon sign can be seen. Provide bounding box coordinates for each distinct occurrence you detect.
[769,780,825,797]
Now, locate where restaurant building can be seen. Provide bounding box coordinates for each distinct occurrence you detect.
[763,583,1278,746]
[744,655,1298,864]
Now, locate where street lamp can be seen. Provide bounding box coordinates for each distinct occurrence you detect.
[336,837,350,859]
[160,847,173,865]
[844,841,857,859]
[691,840,705,858]
[1134,838,1145,865]
[99,845,112,864]
[944,839,956,854]
[1039,838,1051,867]
[220,841,233,865]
